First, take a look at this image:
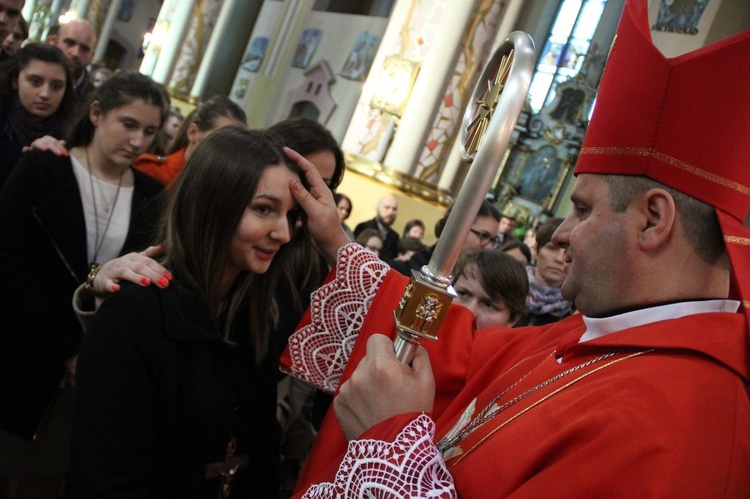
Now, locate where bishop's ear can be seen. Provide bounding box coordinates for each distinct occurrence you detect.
[637,188,676,251]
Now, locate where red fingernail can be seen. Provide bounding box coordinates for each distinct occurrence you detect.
[164,272,172,281]
[140,277,151,285]
[111,284,120,292]
[157,277,168,287]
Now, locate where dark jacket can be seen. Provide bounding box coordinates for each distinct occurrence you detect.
[353,218,400,261]
[71,280,279,498]
[0,150,164,439]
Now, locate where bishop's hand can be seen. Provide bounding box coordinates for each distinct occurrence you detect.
[334,334,435,440]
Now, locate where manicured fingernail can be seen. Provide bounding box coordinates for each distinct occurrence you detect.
[291,180,301,192]
[111,284,120,292]
[157,277,168,287]
[140,277,151,285]
[164,272,172,281]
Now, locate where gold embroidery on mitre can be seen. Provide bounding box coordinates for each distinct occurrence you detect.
[580,147,750,197]
[724,235,750,246]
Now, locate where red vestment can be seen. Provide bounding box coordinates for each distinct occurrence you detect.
[282,244,750,498]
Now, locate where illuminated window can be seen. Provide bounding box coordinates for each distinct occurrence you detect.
[528,0,607,113]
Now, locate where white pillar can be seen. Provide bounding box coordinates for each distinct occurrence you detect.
[189,0,238,102]
[75,0,91,19]
[41,0,65,40]
[22,0,38,21]
[93,0,122,63]
[382,1,477,175]
[150,0,197,85]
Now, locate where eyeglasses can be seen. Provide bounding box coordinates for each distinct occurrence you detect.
[469,228,499,248]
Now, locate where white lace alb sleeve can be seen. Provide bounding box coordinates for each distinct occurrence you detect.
[301,414,457,499]
[286,243,389,393]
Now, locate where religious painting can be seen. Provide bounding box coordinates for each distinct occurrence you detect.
[118,0,138,22]
[339,32,380,81]
[241,37,269,72]
[652,0,710,35]
[516,145,563,205]
[292,28,323,69]
[549,87,586,124]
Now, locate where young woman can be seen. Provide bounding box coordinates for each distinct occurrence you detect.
[452,250,528,330]
[516,217,573,326]
[402,219,425,240]
[356,228,384,257]
[133,95,246,185]
[0,72,166,490]
[0,42,75,188]
[70,127,341,497]
[334,192,354,240]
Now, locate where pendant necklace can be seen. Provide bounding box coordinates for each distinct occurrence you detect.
[85,147,123,267]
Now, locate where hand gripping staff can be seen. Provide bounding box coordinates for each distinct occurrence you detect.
[393,32,535,364]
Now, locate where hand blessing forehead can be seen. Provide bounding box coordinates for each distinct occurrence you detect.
[283,147,330,198]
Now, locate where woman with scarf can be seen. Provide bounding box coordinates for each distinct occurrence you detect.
[516,217,574,326]
[0,43,75,189]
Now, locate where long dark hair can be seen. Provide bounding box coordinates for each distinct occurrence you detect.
[0,42,75,117]
[266,118,345,314]
[67,72,167,148]
[159,126,300,363]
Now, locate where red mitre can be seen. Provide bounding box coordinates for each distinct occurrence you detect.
[575,0,750,331]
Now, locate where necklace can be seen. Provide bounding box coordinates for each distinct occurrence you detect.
[437,347,655,456]
[85,147,123,266]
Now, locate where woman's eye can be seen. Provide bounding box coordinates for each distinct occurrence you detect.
[254,205,271,215]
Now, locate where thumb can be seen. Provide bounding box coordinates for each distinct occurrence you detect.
[141,244,165,258]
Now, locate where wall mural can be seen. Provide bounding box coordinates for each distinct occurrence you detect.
[652,0,710,35]
[292,28,323,69]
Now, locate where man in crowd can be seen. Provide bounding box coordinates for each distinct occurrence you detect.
[496,214,516,245]
[49,18,96,98]
[285,0,750,495]
[354,194,400,261]
[0,0,22,62]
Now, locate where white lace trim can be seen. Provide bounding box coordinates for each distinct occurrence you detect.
[301,414,457,499]
[287,243,389,393]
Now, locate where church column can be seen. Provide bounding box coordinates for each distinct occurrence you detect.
[437,0,525,192]
[73,0,91,18]
[188,0,237,102]
[167,0,223,100]
[92,0,122,63]
[22,0,38,22]
[146,0,198,85]
[41,0,64,39]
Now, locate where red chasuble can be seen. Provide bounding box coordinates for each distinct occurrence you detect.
[281,245,750,497]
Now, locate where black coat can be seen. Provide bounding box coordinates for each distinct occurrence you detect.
[71,280,280,498]
[0,150,164,439]
[353,218,400,261]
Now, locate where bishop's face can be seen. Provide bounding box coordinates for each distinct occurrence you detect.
[553,174,635,317]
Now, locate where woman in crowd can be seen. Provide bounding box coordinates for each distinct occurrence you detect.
[90,66,113,88]
[356,228,384,257]
[70,127,332,497]
[452,250,528,330]
[1,14,28,57]
[402,219,425,240]
[500,238,533,265]
[516,217,573,326]
[0,72,166,493]
[0,42,75,188]
[266,117,345,497]
[133,95,246,185]
[334,192,354,240]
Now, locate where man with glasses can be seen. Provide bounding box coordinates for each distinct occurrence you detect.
[390,199,500,276]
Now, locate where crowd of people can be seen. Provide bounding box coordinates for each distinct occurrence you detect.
[1,0,748,497]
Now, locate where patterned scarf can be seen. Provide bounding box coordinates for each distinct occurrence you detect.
[525,265,572,318]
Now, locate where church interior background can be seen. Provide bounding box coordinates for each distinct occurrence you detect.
[22,0,750,244]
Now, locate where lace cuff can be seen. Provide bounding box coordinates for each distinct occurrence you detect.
[286,243,389,393]
[301,414,456,498]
